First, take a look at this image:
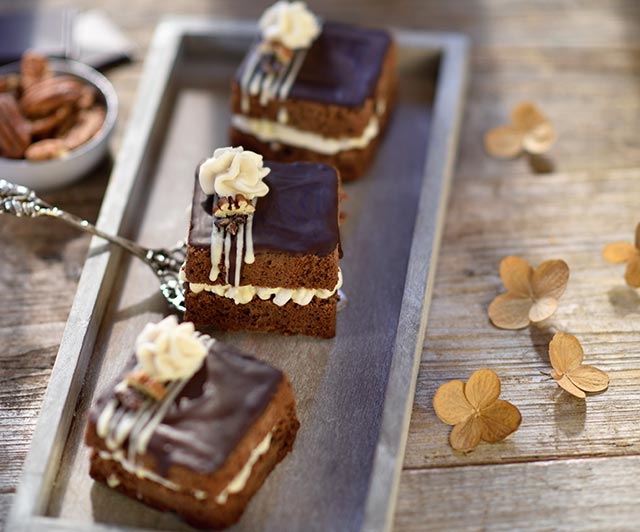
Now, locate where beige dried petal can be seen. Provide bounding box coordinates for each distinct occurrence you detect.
[488,293,532,329]
[465,369,501,410]
[603,242,637,264]
[625,255,640,287]
[528,296,558,323]
[635,222,640,249]
[554,373,586,399]
[436,370,521,452]
[511,101,547,131]
[549,332,584,375]
[549,333,609,398]
[531,259,569,300]
[484,125,524,159]
[433,380,473,425]
[500,255,532,297]
[522,122,556,154]
[480,400,522,443]
[567,365,609,393]
[449,415,483,452]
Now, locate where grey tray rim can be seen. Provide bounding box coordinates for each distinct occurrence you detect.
[8,16,468,532]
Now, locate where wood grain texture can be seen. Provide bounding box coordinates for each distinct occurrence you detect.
[395,456,640,532]
[1,0,639,530]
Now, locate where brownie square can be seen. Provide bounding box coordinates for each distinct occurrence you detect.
[85,337,299,529]
[230,21,398,180]
[183,160,342,338]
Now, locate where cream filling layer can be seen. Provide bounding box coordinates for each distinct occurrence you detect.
[98,449,208,500]
[215,429,273,504]
[231,113,380,155]
[188,268,343,306]
[97,427,275,505]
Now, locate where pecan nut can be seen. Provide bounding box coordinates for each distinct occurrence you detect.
[0,94,31,158]
[30,105,73,137]
[115,384,147,410]
[0,74,20,94]
[20,76,83,118]
[213,194,256,217]
[54,108,79,138]
[124,369,167,401]
[25,138,68,161]
[62,106,106,150]
[20,51,50,90]
[214,213,248,235]
[77,86,96,109]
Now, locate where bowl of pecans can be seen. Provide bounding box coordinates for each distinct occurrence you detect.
[0,52,117,190]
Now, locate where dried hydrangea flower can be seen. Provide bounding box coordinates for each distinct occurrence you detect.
[603,222,640,287]
[549,332,609,399]
[484,101,557,159]
[433,369,522,452]
[488,256,570,329]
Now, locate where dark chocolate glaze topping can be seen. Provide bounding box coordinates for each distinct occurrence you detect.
[90,340,282,475]
[235,21,391,106]
[189,160,341,258]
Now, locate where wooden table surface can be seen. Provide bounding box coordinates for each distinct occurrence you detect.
[1,1,639,530]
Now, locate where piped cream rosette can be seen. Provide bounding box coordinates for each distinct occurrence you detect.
[198,146,270,201]
[135,316,207,382]
[259,1,320,50]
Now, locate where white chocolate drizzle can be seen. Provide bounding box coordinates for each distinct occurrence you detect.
[241,92,250,113]
[234,224,244,287]
[239,32,312,111]
[245,198,257,264]
[240,49,262,92]
[278,49,307,100]
[209,197,258,286]
[277,107,288,124]
[136,379,189,455]
[223,230,232,284]
[210,225,223,281]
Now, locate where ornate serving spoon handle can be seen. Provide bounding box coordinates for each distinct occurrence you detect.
[0,179,186,311]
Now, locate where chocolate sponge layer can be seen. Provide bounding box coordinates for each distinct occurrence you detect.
[184,245,340,290]
[185,288,338,338]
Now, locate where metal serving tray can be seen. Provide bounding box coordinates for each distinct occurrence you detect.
[8,17,468,532]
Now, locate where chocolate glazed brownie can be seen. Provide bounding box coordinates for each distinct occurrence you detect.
[182,148,342,338]
[85,317,299,529]
[229,2,398,180]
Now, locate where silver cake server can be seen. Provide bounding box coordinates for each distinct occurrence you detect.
[0,179,187,312]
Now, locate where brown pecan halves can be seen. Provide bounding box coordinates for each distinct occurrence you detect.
[20,51,50,90]
[62,107,106,149]
[20,76,83,118]
[0,94,31,158]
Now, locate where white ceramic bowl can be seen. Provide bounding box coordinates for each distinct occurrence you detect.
[0,59,118,191]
